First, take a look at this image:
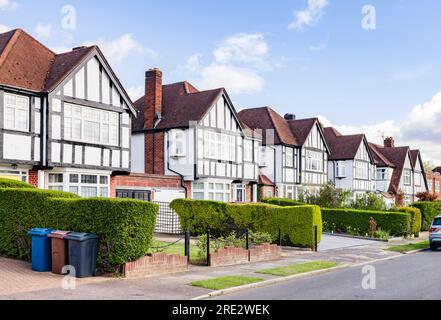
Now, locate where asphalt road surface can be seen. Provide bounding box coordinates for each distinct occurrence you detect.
[215,251,441,300]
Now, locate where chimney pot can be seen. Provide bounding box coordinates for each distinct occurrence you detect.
[284,113,296,121]
[384,137,395,148]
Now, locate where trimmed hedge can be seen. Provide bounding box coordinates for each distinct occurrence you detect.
[322,208,411,236]
[411,202,441,231]
[170,199,322,248]
[0,178,36,189]
[261,198,305,207]
[390,207,422,236]
[0,188,158,272]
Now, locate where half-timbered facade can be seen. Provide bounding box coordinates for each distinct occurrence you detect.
[324,127,376,200]
[238,108,330,200]
[0,29,135,196]
[130,69,260,203]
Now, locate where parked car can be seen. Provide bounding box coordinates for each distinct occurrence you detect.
[429,215,441,251]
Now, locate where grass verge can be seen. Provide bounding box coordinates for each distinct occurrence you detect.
[256,260,339,277]
[190,276,264,290]
[387,241,429,253]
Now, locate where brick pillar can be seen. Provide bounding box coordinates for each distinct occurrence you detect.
[144,68,163,129]
[28,170,39,188]
[110,175,117,198]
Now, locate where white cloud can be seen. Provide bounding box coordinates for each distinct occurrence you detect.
[0,24,11,33]
[309,43,326,52]
[127,85,144,101]
[289,0,329,31]
[84,34,156,64]
[319,91,441,163]
[186,33,271,94]
[0,0,18,11]
[34,23,52,39]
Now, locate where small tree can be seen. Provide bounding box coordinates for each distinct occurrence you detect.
[396,189,405,207]
[351,192,387,211]
[303,182,351,208]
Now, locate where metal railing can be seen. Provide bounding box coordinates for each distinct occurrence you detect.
[154,201,183,234]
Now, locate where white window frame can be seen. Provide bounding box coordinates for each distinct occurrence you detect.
[305,150,323,172]
[414,172,422,187]
[64,103,119,146]
[285,147,294,167]
[192,182,231,202]
[244,140,253,162]
[336,161,346,178]
[232,184,246,203]
[404,169,412,186]
[376,168,388,180]
[4,93,30,132]
[259,147,267,167]
[285,185,295,200]
[47,172,110,198]
[355,161,369,179]
[170,131,185,157]
[203,130,237,162]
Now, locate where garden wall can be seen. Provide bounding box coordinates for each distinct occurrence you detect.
[209,244,282,267]
[123,253,188,279]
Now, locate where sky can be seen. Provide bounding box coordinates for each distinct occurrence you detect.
[1,0,441,163]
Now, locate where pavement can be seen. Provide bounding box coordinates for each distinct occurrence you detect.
[0,234,429,300]
[215,251,440,300]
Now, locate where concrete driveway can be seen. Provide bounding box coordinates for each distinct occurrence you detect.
[318,234,380,251]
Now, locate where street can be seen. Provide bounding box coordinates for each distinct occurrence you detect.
[215,251,441,300]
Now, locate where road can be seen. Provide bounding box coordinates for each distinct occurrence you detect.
[215,251,441,300]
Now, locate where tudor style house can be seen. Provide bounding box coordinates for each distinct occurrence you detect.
[130,68,261,203]
[369,137,428,205]
[324,127,376,200]
[238,107,329,200]
[0,29,135,196]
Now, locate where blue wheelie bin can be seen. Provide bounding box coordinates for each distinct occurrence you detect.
[65,232,99,278]
[28,228,54,272]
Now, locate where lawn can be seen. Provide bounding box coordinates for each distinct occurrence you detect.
[387,241,429,253]
[190,276,264,290]
[148,240,201,262]
[256,260,339,277]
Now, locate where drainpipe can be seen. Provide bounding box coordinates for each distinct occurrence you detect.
[166,131,188,198]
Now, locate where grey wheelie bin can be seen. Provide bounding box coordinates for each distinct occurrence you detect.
[65,232,99,278]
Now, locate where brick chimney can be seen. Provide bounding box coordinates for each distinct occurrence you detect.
[144,68,163,129]
[384,137,395,148]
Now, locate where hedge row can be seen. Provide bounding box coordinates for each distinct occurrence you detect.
[261,198,305,207]
[170,199,322,248]
[390,207,422,236]
[411,202,441,231]
[0,178,36,189]
[0,188,158,272]
[321,208,412,236]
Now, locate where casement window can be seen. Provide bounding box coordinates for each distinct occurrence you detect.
[192,182,231,202]
[436,182,440,193]
[259,147,267,167]
[415,172,422,187]
[170,131,185,157]
[285,147,294,167]
[232,184,246,202]
[47,173,110,198]
[64,103,119,146]
[4,93,30,132]
[285,185,295,200]
[355,161,369,179]
[0,168,28,182]
[404,170,412,185]
[244,140,253,162]
[376,168,389,180]
[305,150,323,172]
[203,130,237,162]
[336,161,346,178]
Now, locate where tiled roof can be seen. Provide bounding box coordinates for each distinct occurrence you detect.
[433,167,441,174]
[323,127,366,161]
[259,174,274,186]
[368,143,396,167]
[287,118,320,147]
[0,29,95,92]
[132,81,224,131]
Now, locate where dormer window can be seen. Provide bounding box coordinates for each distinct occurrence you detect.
[4,93,29,132]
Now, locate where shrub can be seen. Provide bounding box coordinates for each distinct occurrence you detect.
[300,182,352,208]
[322,208,411,236]
[416,191,439,202]
[261,198,305,207]
[0,178,36,189]
[0,188,158,272]
[390,207,422,236]
[351,193,387,211]
[249,230,273,245]
[411,202,441,231]
[170,199,322,248]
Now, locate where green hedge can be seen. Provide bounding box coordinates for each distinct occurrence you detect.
[261,198,305,207]
[0,188,158,272]
[0,178,36,189]
[322,208,411,236]
[411,202,441,231]
[390,207,422,236]
[170,199,322,248]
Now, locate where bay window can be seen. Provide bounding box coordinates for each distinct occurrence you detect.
[170,131,185,157]
[305,150,323,172]
[192,181,231,202]
[47,172,110,198]
[4,93,29,132]
[203,130,237,162]
[64,103,119,146]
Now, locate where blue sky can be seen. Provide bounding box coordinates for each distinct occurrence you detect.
[1,0,441,161]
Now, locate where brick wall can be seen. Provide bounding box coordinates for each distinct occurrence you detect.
[28,170,38,188]
[259,185,275,200]
[110,173,183,198]
[426,172,441,199]
[145,132,165,175]
[209,244,282,267]
[123,253,188,279]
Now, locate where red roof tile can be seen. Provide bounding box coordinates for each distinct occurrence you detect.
[259,174,274,186]
[324,127,366,161]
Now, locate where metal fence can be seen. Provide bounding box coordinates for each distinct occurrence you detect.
[154,201,183,234]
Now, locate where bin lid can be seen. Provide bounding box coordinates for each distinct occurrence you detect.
[65,232,99,242]
[48,230,71,239]
[28,228,54,236]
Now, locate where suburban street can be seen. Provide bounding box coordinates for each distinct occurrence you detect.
[215,251,441,300]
